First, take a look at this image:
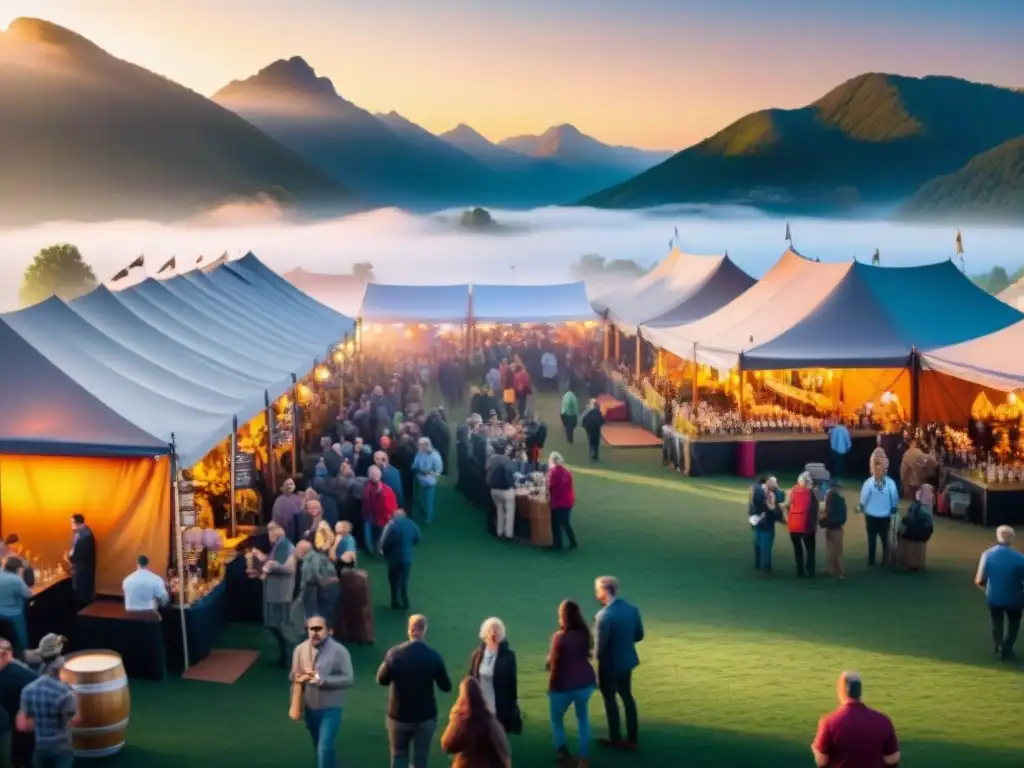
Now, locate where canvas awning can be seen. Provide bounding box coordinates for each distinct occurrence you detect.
[641,249,851,371]
[0,319,169,457]
[921,320,1024,391]
[471,282,596,324]
[643,256,756,328]
[743,260,1023,370]
[281,267,368,318]
[594,249,750,334]
[359,283,470,324]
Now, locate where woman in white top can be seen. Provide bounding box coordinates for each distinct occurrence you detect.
[467,617,520,735]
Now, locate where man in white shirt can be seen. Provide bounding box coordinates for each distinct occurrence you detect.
[858,464,900,568]
[541,351,558,390]
[122,555,169,612]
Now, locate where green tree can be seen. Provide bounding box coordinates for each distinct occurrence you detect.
[19,244,97,307]
[352,262,375,281]
[459,207,494,228]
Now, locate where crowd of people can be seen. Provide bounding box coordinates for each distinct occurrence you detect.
[289,575,643,768]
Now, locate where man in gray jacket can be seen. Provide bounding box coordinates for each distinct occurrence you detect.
[290,614,354,768]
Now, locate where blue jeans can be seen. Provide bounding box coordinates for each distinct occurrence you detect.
[364,521,382,553]
[416,484,436,524]
[548,686,595,757]
[303,706,342,768]
[753,528,774,571]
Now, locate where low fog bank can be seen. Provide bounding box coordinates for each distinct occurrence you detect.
[2,205,1023,311]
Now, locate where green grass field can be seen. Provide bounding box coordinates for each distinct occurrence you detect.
[109,394,1022,767]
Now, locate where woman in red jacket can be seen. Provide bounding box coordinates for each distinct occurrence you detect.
[786,472,818,577]
[547,452,578,550]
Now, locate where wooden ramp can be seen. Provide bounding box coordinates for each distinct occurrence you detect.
[602,423,662,448]
[182,649,259,684]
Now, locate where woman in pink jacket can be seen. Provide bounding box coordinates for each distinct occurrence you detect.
[548,452,578,550]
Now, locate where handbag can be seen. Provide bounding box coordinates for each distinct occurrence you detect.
[508,702,524,735]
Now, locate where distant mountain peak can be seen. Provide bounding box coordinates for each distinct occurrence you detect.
[444,123,490,142]
[235,56,337,97]
[4,17,104,58]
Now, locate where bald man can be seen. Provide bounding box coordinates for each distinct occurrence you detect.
[377,614,452,768]
[812,672,899,767]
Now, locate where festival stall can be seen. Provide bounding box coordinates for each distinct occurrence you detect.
[917,320,1024,526]
[643,252,1024,481]
[0,253,355,674]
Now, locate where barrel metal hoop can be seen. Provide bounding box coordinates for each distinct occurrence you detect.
[73,742,125,758]
[71,679,129,694]
[73,717,130,735]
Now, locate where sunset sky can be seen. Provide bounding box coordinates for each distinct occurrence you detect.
[3,0,1023,149]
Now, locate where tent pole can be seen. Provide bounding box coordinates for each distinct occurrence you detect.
[614,326,620,362]
[692,344,700,412]
[170,439,190,672]
[338,336,346,410]
[657,348,663,380]
[738,356,746,422]
[265,392,277,496]
[290,373,299,479]
[635,330,642,379]
[910,348,921,427]
[229,416,238,539]
[603,319,609,361]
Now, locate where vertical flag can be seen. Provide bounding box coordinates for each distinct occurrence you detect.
[111,254,144,282]
[129,254,144,269]
[110,268,130,282]
[955,229,965,271]
[196,254,205,265]
[784,221,792,246]
[157,256,176,274]
[872,249,880,266]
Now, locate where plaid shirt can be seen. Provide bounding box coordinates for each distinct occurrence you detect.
[20,674,76,752]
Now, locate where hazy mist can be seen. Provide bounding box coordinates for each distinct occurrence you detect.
[2,205,1023,312]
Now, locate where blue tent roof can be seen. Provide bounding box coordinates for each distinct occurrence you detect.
[472,282,596,324]
[0,319,169,457]
[3,300,237,463]
[229,253,354,336]
[359,284,470,324]
[643,258,756,328]
[742,260,1024,369]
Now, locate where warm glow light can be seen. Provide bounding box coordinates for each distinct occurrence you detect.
[584,321,596,329]
[315,366,330,382]
[345,340,355,353]
[1009,392,1018,405]
[826,369,834,381]
[297,384,312,400]
[404,329,414,338]
[478,324,493,333]
[332,349,345,364]
[439,323,453,332]
[880,391,893,405]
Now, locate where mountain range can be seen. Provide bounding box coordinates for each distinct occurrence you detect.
[582,73,1024,220]
[212,57,667,207]
[0,18,359,225]
[1,17,1022,224]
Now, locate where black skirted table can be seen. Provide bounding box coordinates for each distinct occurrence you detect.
[946,468,1024,528]
[225,540,265,623]
[161,578,228,674]
[27,577,75,647]
[664,429,878,478]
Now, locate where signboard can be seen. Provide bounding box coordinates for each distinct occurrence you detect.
[233,452,255,489]
[177,479,196,527]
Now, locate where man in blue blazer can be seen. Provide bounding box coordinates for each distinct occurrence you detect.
[594,575,644,750]
[379,510,422,610]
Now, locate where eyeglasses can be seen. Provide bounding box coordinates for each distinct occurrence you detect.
[307,625,326,633]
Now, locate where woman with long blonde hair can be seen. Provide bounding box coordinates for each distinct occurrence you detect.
[441,677,511,768]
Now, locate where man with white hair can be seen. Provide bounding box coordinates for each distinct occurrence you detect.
[411,437,443,525]
[812,671,899,767]
[975,525,1024,660]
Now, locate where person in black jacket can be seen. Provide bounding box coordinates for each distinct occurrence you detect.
[377,614,452,768]
[581,400,606,461]
[468,617,519,735]
[68,514,96,607]
[819,483,847,580]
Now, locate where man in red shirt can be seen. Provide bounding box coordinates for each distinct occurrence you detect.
[812,671,899,768]
[363,465,398,556]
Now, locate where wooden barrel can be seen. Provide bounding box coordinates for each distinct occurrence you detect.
[60,651,130,758]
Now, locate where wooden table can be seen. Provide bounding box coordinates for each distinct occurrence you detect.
[515,493,552,547]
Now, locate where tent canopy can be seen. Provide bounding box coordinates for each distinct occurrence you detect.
[0,319,169,456]
[594,249,746,334]
[282,267,368,318]
[743,260,1023,370]
[359,283,470,323]
[472,282,596,324]
[921,319,1024,392]
[641,249,851,371]
[643,256,756,328]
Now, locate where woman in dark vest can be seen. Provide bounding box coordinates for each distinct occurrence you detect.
[468,617,520,735]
